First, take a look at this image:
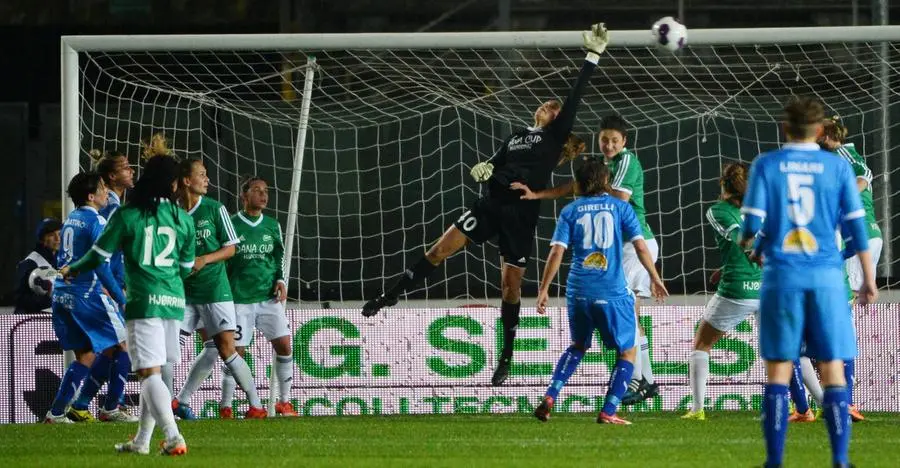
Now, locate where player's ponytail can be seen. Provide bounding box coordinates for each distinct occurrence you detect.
[558,134,586,166]
[720,161,749,207]
[574,157,611,196]
[822,116,848,144]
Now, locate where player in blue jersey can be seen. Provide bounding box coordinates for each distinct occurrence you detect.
[533,158,667,425]
[740,96,877,468]
[66,149,138,421]
[92,149,135,289]
[45,172,130,423]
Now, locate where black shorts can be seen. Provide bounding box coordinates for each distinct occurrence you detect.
[453,197,540,268]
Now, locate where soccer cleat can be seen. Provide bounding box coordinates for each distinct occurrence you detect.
[681,409,706,421]
[621,378,645,405]
[597,412,632,425]
[623,378,659,405]
[491,358,511,386]
[171,399,197,420]
[275,401,299,417]
[159,435,188,456]
[849,405,865,422]
[66,407,96,422]
[99,408,139,423]
[361,294,398,318]
[815,407,823,420]
[219,406,233,419]
[115,439,150,455]
[533,397,554,422]
[641,382,660,401]
[43,411,73,424]
[787,409,816,423]
[245,406,268,419]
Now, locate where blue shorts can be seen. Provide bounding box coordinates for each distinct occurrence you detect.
[51,289,126,353]
[567,294,635,353]
[759,286,857,362]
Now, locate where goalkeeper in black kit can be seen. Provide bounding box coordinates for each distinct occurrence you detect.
[362,24,609,386]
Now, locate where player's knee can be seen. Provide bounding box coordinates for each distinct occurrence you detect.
[620,346,638,362]
[569,342,588,353]
[271,336,291,355]
[235,346,247,357]
[501,287,521,303]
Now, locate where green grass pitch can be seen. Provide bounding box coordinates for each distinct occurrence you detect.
[0,412,897,467]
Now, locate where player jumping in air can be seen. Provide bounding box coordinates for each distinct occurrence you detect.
[61,155,193,455]
[360,23,609,386]
[219,176,298,418]
[740,96,876,468]
[682,162,761,421]
[170,153,266,419]
[532,158,666,425]
[511,115,659,403]
[45,172,129,424]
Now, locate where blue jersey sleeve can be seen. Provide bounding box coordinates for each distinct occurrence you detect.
[91,216,126,307]
[839,159,869,254]
[620,202,643,242]
[550,206,574,249]
[741,158,767,239]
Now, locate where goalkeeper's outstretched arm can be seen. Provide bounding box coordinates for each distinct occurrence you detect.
[547,23,608,141]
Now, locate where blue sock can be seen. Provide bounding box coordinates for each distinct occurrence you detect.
[822,386,851,465]
[843,360,855,405]
[72,354,111,410]
[544,346,585,401]
[602,359,634,416]
[789,359,809,414]
[50,361,90,416]
[104,352,131,411]
[761,383,790,467]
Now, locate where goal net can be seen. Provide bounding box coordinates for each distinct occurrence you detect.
[42,28,900,420]
[67,30,900,303]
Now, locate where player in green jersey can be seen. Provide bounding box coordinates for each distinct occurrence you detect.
[816,117,873,422]
[682,162,761,420]
[170,158,266,420]
[512,115,660,403]
[218,177,298,418]
[61,155,192,455]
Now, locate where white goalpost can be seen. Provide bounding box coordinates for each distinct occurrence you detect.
[58,26,900,416]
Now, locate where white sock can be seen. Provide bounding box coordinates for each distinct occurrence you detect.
[689,350,710,412]
[799,357,824,405]
[640,335,655,384]
[630,326,643,382]
[275,354,294,403]
[133,390,156,447]
[160,363,174,394]
[143,373,180,441]
[220,365,236,408]
[224,353,261,408]
[176,340,217,404]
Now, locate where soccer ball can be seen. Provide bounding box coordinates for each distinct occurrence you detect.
[652,16,687,52]
[28,266,58,296]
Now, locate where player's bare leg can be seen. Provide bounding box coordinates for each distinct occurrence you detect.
[683,320,725,420]
[362,224,468,317]
[492,262,524,386]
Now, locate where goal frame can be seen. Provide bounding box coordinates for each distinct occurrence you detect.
[61,25,900,284]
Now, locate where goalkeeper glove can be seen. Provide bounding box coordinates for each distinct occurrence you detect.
[470,162,494,183]
[582,23,609,56]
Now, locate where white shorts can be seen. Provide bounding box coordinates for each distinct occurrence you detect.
[622,238,659,298]
[703,294,759,333]
[234,300,291,347]
[846,237,882,291]
[180,301,237,337]
[126,318,181,371]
